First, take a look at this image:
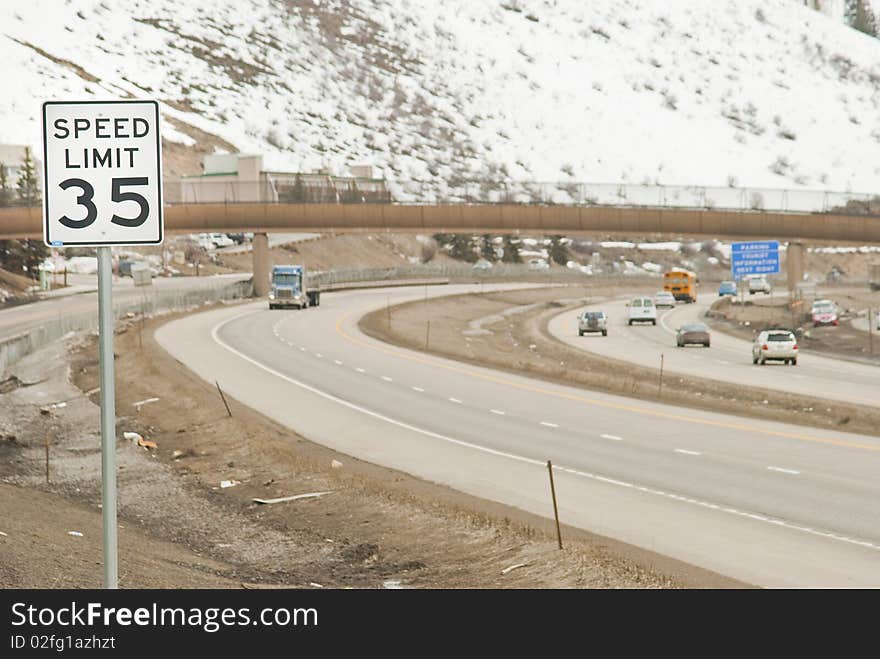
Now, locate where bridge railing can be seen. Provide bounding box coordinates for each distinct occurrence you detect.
[162,178,880,215]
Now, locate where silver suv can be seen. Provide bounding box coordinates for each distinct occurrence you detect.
[578,310,608,336]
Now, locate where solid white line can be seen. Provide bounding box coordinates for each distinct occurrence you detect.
[449,398,463,404]
[381,376,393,382]
[600,434,623,441]
[490,409,506,415]
[209,311,880,556]
[540,421,559,428]
[675,449,702,456]
[412,386,425,392]
[767,466,800,475]
[355,368,366,373]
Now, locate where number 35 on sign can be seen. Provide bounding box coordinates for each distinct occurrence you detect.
[42,100,163,247]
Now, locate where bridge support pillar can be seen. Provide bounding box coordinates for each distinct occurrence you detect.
[252,232,270,297]
[786,241,805,297]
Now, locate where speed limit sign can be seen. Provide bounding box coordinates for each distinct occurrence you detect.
[42,100,163,246]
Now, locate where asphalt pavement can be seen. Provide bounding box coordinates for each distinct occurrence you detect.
[156,285,880,586]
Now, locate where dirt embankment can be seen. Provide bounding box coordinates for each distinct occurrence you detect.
[0,303,736,589]
[359,286,880,439]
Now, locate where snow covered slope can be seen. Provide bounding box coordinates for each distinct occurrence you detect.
[3,0,880,193]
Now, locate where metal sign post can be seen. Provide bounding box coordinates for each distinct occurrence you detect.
[42,100,163,588]
[97,246,117,588]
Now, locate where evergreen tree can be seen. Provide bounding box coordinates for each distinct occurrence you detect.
[0,151,47,279]
[479,234,495,261]
[16,147,39,206]
[0,162,11,207]
[501,235,522,263]
[548,235,569,265]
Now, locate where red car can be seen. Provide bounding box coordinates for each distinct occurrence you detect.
[811,300,838,327]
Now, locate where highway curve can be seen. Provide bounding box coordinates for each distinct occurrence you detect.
[548,294,880,408]
[156,285,880,587]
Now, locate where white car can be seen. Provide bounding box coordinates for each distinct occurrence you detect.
[209,233,234,248]
[627,296,657,325]
[654,291,676,309]
[748,276,771,295]
[752,328,798,365]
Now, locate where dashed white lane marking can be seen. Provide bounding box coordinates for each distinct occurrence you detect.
[600,434,623,441]
[767,466,800,475]
[540,421,559,428]
[449,398,463,404]
[355,368,366,373]
[490,409,506,415]
[381,376,393,382]
[210,311,880,556]
[334,360,343,365]
[299,347,307,352]
[315,353,323,358]
[675,449,702,456]
[412,386,425,392]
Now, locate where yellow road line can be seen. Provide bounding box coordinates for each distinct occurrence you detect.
[334,311,880,453]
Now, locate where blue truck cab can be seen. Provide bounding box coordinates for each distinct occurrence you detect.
[268,265,320,310]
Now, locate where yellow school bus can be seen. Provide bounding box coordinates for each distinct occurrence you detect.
[663,269,697,303]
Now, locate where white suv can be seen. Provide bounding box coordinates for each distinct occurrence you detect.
[752,329,798,365]
[627,297,657,326]
[748,276,771,295]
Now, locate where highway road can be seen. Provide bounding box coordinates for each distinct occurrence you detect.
[548,294,880,408]
[157,284,880,587]
[0,273,249,342]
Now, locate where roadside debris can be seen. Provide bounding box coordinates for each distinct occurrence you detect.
[382,580,404,589]
[133,397,160,412]
[308,582,324,588]
[331,459,343,469]
[123,431,156,449]
[501,562,528,575]
[253,491,332,505]
[220,480,240,489]
[172,450,184,459]
[0,531,8,537]
[67,531,83,537]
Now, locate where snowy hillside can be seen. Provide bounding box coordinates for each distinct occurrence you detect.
[4,0,880,194]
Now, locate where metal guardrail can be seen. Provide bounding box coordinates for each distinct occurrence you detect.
[0,278,252,374]
[163,178,880,216]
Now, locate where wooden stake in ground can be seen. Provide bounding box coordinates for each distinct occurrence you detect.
[658,353,665,397]
[547,460,563,550]
[216,381,232,417]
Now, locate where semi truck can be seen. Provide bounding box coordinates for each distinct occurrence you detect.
[268,265,321,310]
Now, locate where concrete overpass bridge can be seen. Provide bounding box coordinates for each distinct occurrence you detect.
[2,179,879,294]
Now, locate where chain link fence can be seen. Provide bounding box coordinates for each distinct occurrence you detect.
[164,178,880,215]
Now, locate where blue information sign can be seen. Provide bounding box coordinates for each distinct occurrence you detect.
[731,241,780,279]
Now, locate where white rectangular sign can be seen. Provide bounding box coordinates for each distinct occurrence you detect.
[42,100,163,246]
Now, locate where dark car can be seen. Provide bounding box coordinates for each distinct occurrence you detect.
[676,322,710,347]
